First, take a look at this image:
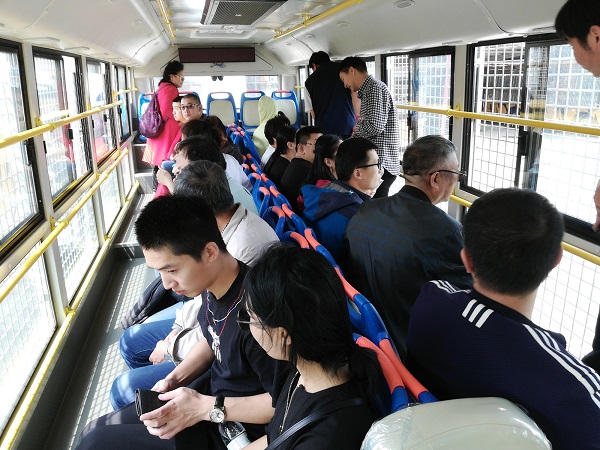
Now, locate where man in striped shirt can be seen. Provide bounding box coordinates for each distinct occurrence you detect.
[339,57,400,198]
[407,188,600,450]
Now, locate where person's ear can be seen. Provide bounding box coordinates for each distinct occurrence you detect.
[202,242,220,263]
[460,248,474,274]
[553,246,563,269]
[590,25,600,50]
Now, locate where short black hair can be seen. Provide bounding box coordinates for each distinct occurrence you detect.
[463,188,564,295]
[264,113,291,146]
[295,126,324,147]
[161,61,184,81]
[339,56,367,74]
[175,160,234,215]
[135,194,226,257]
[402,135,457,176]
[181,119,222,146]
[309,51,331,67]
[172,96,182,104]
[182,92,201,106]
[335,137,377,182]
[174,135,226,169]
[555,0,600,47]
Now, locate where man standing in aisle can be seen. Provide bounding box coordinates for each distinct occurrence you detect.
[339,56,401,198]
[305,51,356,138]
[555,0,600,371]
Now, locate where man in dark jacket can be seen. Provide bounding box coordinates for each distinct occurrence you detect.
[346,135,472,359]
[305,51,356,137]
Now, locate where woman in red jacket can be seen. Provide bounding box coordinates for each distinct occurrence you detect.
[142,61,184,190]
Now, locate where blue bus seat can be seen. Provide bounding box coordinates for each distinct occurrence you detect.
[271,90,299,128]
[240,90,265,135]
[207,92,237,125]
[282,231,309,248]
[355,333,409,414]
[262,206,286,239]
[137,92,153,141]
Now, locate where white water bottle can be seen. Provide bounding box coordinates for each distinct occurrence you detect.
[219,421,251,450]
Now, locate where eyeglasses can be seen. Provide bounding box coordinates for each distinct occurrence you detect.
[357,161,383,170]
[180,104,200,111]
[236,307,262,332]
[172,74,185,82]
[429,169,467,183]
[302,141,317,146]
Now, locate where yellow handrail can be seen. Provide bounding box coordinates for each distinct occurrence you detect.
[449,194,600,266]
[0,180,140,450]
[397,104,600,137]
[273,0,364,39]
[0,100,124,150]
[113,87,138,101]
[0,149,129,306]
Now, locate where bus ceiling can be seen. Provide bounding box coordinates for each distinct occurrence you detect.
[0,0,565,71]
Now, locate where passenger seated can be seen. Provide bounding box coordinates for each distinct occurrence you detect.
[345,135,472,359]
[263,125,296,187]
[278,126,324,212]
[163,136,258,215]
[252,95,278,157]
[303,134,341,186]
[260,112,291,168]
[406,188,600,450]
[180,92,205,122]
[240,244,382,449]
[180,119,251,190]
[302,137,377,263]
[112,162,278,409]
[77,195,284,449]
[205,115,244,164]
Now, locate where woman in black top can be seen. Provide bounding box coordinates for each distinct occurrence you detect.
[238,244,381,449]
[264,125,296,186]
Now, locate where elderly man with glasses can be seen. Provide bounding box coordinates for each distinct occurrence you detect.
[345,135,473,360]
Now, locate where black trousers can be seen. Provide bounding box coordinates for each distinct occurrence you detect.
[75,373,266,450]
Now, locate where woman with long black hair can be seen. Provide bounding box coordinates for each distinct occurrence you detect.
[239,244,381,449]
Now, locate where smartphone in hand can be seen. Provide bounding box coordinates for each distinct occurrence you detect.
[135,389,167,416]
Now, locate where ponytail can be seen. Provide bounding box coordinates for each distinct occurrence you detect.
[348,343,382,412]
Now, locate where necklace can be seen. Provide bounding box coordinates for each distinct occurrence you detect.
[280,372,301,435]
[205,286,243,362]
[279,370,331,435]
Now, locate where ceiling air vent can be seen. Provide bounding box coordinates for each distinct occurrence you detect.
[201,0,286,26]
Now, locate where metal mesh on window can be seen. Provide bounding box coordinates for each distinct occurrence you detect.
[0,49,38,244]
[0,245,54,432]
[57,192,100,301]
[88,62,114,161]
[534,250,600,359]
[534,44,600,224]
[34,55,89,197]
[468,43,525,192]
[413,54,452,139]
[116,66,130,140]
[121,153,132,195]
[385,54,410,150]
[100,169,120,232]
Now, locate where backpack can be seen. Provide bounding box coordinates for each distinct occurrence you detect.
[139,92,164,138]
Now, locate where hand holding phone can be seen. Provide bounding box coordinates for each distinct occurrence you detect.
[135,389,167,416]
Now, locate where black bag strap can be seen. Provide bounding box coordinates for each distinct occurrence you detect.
[265,397,365,450]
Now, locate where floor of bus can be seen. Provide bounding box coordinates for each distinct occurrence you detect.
[44,175,156,450]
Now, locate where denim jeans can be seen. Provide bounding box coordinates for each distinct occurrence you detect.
[110,361,176,409]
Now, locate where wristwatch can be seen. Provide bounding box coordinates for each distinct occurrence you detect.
[208,395,226,423]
